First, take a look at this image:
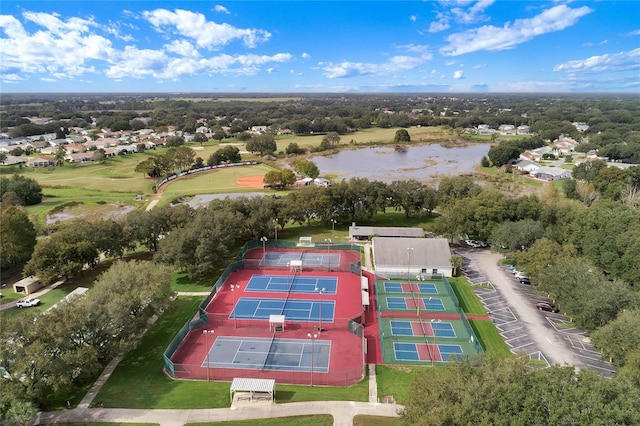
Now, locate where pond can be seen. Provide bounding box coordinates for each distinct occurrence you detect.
[187,192,267,208]
[309,143,490,183]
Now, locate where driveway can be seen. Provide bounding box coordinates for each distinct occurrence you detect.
[460,248,615,377]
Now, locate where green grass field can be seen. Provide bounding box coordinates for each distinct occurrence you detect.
[447,276,487,316]
[186,415,333,426]
[375,365,425,405]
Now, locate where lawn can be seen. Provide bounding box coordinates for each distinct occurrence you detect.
[469,320,511,356]
[187,415,333,426]
[93,297,369,409]
[353,415,402,426]
[448,276,487,316]
[375,365,425,405]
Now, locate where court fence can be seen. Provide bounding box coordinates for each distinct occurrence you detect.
[164,242,367,386]
[378,310,483,366]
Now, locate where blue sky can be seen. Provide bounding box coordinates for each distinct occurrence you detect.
[1,1,638,93]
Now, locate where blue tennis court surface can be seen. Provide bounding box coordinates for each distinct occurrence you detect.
[384,282,438,294]
[246,275,338,294]
[393,342,463,362]
[390,320,456,337]
[205,336,330,372]
[233,297,335,322]
[260,252,341,268]
[386,296,445,311]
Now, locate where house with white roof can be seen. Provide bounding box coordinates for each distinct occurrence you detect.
[530,166,572,181]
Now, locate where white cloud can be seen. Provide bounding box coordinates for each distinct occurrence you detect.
[450,0,495,24]
[214,5,230,14]
[0,11,115,76]
[554,48,640,74]
[1,73,24,83]
[453,70,464,79]
[165,40,200,58]
[142,8,270,49]
[627,29,640,36]
[322,55,426,79]
[395,44,431,55]
[302,52,311,59]
[410,15,418,23]
[440,5,592,56]
[428,13,450,33]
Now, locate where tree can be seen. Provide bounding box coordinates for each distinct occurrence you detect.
[285,142,305,155]
[450,255,463,276]
[489,219,545,251]
[0,175,43,206]
[168,146,196,171]
[245,134,276,155]
[591,309,640,367]
[193,132,208,144]
[388,179,429,218]
[164,135,185,147]
[488,143,521,167]
[0,206,37,269]
[55,145,66,166]
[394,129,410,143]
[91,149,106,162]
[292,159,320,178]
[207,146,241,165]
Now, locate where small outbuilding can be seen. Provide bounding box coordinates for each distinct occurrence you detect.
[349,225,424,241]
[13,276,44,295]
[372,237,453,278]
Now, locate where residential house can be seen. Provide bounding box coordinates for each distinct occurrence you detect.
[520,146,552,162]
[550,136,579,156]
[27,156,56,167]
[65,143,87,154]
[498,124,516,135]
[530,166,572,181]
[2,155,29,166]
[66,152,94,163]
[572,122,590,132]
[513,159,540,173]
[314,177,331,187]
[516,125,531,135]
[477,124,495,135]
[251,126,268,135]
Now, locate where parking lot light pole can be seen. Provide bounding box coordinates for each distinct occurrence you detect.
[407,247,414,281]
[260,236,267,258]
[274,218,279,243]
[330,219,337,240]
[315,287,325,332]
[307,333,318,386]
[430,319,441,367]
[230,284,240,328]
[325,238,332,271]
[202,329,214,382]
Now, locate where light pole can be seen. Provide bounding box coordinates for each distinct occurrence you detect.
[315,287,325,333]
[202,329,214,382]
[307,332,318,386]
[430,319,441,367]
[407,247,414,282]
[260,236,267,258]
[330,218,337,240]
[274,218,279,243]
[230,283,240,328]
[325,238,332,271]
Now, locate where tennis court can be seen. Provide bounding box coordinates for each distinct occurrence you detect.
[233,297,335,322]
[385,296,445,311]
[390,319,456,337]
[246,275,338,294]
[260,252,341,268]
[204,336,330,372]
[383,281,438,294]
[393,342,463,362]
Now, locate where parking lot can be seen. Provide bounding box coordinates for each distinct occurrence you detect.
[459,247,616,377]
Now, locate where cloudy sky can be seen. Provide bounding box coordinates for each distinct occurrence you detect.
[1,1,638,93]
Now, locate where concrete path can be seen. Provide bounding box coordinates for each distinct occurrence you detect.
[37,401,402,425]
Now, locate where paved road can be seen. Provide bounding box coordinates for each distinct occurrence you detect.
[37,401,401,426]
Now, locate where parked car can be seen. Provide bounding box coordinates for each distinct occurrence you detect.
[519,277,531,285]
[514,270,528,278]
[16,298,41,308]
[536,301,559,313]
[464,239,488,248]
